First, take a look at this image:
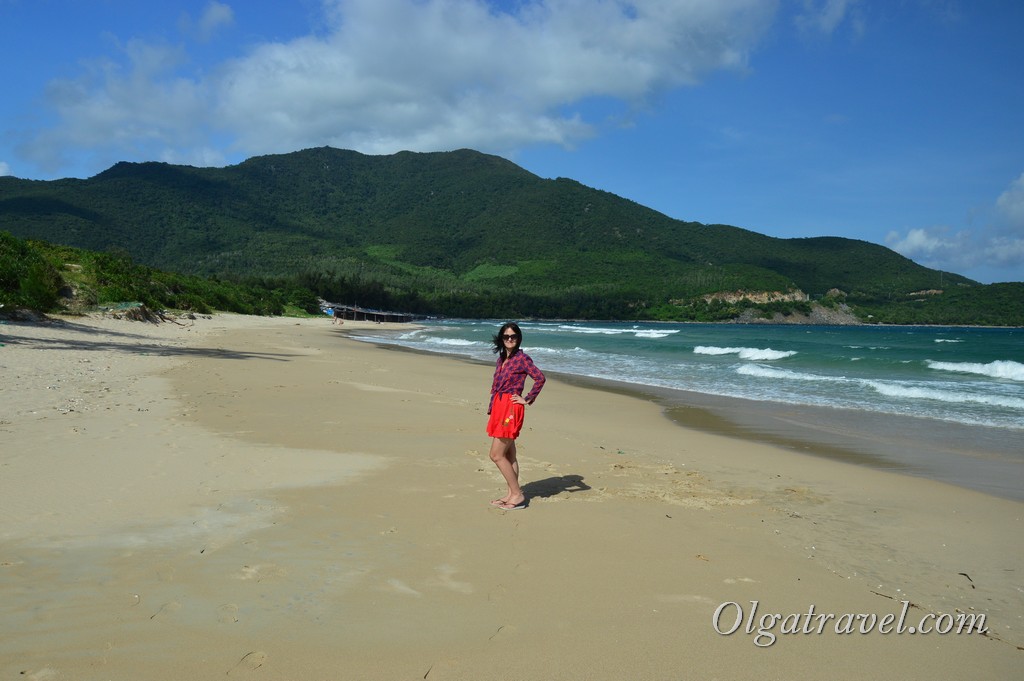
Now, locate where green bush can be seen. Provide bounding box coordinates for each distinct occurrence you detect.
[0,232,62,310]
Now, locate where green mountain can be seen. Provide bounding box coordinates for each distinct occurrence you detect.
[1,146,1012,323]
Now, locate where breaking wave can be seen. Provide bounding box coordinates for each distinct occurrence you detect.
[695,345,797,361]
[926,360,1024,382]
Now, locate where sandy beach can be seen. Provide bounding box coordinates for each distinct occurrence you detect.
[1,312,1020,680]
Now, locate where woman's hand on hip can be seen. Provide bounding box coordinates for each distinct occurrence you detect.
[511,395,528,406]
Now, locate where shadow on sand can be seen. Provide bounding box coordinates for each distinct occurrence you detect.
[521,474,591,504]
[0,318,297,362]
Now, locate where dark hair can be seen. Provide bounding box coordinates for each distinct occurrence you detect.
[491,322,523,359]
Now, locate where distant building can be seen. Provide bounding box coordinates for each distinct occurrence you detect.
[319,300,424,323]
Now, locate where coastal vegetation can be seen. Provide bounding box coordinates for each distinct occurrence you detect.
[0,231,317,317]
[1,147,1020,324]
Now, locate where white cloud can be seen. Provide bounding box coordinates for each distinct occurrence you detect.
[198,2,235,41]
[886,227,954,259]
[22,0,777,172]
[995,172,1024,225]
[886,173,1024,283]
[215,0,776,157]
[794,0,864,37]
[259,0,773,156]
[21,39,210,175]
[0,161,11,176]
[179,1,235,43]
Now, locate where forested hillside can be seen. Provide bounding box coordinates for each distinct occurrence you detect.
[1,147,1015,324]
[0,231,316,317]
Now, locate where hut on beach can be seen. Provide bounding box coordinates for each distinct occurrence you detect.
[322,302,423,323]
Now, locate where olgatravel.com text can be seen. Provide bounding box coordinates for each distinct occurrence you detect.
[713,600,988,647]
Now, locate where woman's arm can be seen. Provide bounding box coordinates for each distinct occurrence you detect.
[522,355,546,405]
[487,358,502,414]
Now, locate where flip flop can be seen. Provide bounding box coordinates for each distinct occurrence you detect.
[497,501,526,511]
[489,498,508,506]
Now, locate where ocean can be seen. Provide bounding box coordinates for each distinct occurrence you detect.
[347,320,1024,500]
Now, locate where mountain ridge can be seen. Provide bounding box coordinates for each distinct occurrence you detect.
[2,146,1007,323]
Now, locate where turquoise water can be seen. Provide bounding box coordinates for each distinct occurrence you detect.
[354,320,1024,431]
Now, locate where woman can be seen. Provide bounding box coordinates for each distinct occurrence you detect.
[486,322,545,510]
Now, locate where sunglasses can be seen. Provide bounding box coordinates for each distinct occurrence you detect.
[502,333,520,340]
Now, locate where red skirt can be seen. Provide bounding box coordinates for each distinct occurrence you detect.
[487,393,525,439]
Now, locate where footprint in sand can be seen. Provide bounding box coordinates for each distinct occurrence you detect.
[383,578,422,596]
[197,482,218,496]
[227,651,267,676]
[217,603,240,623]
[235,563,287,581]
[149,600,181,620]
[434,564,473,594]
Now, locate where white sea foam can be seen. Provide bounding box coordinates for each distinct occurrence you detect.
[425,337,478,347]
[865,381,1024,409]
[557,324,679,338]
[695,346,797,361]
[736,365,834,382]
[528,345,584,357]
[926,359,1024,382]
[934,339,963,343]
[557,325,629,335]
[635,330,678,339]
[738,365,1024,411]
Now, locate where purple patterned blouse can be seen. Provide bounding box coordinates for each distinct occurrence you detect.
[488,351,546,414]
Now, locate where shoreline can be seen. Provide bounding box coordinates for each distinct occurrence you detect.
[2,313,1020,679]
[344,328,1024,502]
[579,376,1024,502]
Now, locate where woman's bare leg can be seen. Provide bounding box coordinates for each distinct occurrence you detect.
[489,437,524,506]
[508,439,519,484]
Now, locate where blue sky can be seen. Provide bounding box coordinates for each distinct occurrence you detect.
[2,0,1022,283]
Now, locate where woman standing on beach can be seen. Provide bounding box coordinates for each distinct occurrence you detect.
[487,322,545,510]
